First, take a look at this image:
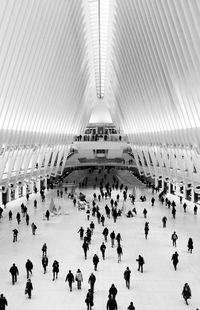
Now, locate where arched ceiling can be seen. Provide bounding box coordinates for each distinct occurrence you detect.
[0,0,200,147]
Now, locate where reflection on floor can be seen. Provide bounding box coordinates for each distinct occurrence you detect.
[0,171,200,310]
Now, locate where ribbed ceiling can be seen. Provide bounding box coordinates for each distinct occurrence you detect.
[0,0,200,147]
[106,0,200,145]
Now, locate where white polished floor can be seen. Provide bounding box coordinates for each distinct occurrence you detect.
[0,175,200,310]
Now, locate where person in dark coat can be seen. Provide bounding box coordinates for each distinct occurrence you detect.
[85,289,94,310]
[102,227,109,242]
[88,273,96,293]
[162,216,167,228]
[117,245,123,263]
[42,255,48,274]
[26,213,29,225]
[171,231,178,247]
[45,210,50,221]
[109,284,118,299]
[82,241,89,259]
[0,293,8,310]
[93,254,99,271]
[136,255,145,273]
[25,259,33,279]
[100,214,105,226]
[171,251,179,270]
[183,203,187,213]
[42,243,47,256]
[127,301,135,310]
[182,283,191,305]
[194,205,198,215]
[116,233,122,246]
[151,197,155,206]
[16,212,21,224]
[31,222,37,235]
[124,267,131,289]
[12,229,18,242]
[172,207,176,219]
[143,208,147,218]
[187,238,193,253]
[52,260,59,281]
[65,270,75,291]
[8,210,12,221]
[25,279,33,299]
[90,222,95,234]
[110,231,115,247]
[9,263,19,285]
[144,222,149,239]
[100,242,106,260]
[107,295,118,310]
[78,227,84,240]
[34,199,37,208]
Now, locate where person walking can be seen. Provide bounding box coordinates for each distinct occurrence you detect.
[106,295,118,310]
[25,279,33,299]
[88,273,96,293]
[116,233,122,246]
[110,231,115,247]
[194,205,198,215]
[136,255,145,273]
[25,259,33,279]
[45,210,50,221]
[109,284,118,299]
[172,207,176,219]
[100,242,106,260]
[187,238,194,253]
[102,227,109,242]
[151,197,155,206]
[117,244,123,263]
[183,203,187,213]
[182,283,191,305]
[9,263,19,285]
[127,301,135,310]
[42,254,48,274]
[16,212,21,224]
[31,222,37,235]
[8,210,12,221]
[26,213,29,225]
[34,199,37,208]
[171,251,179,270]
[12,229,18,242]
[75,268,83,289]
[93,254,99,271]
[65,270,75,291]
[171,231,178,247]
[42,243,47,256]
[85,289,94,310]
[82,241,89,259]
[124,267,131,289]
[143,208,147,218]
[78,227,84,240]
[0,293,8,309]
[52,260,59,281]
[144,222,149,239]
[90,221,95,234]
[162,216,167,228]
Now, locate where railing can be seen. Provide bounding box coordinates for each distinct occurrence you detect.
[73,133,128,142]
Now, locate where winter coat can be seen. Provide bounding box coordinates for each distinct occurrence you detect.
[124,269,131,280]
[26,260,33,271]
[66,272,74,283]
[107,298,118,310]
[0,295,8,310]
[42,256,48,266]
[93,255,99,265]
[52,261,59,273]
[9,265,19,275]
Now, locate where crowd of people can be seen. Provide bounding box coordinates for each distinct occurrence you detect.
[0,167,199,309]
